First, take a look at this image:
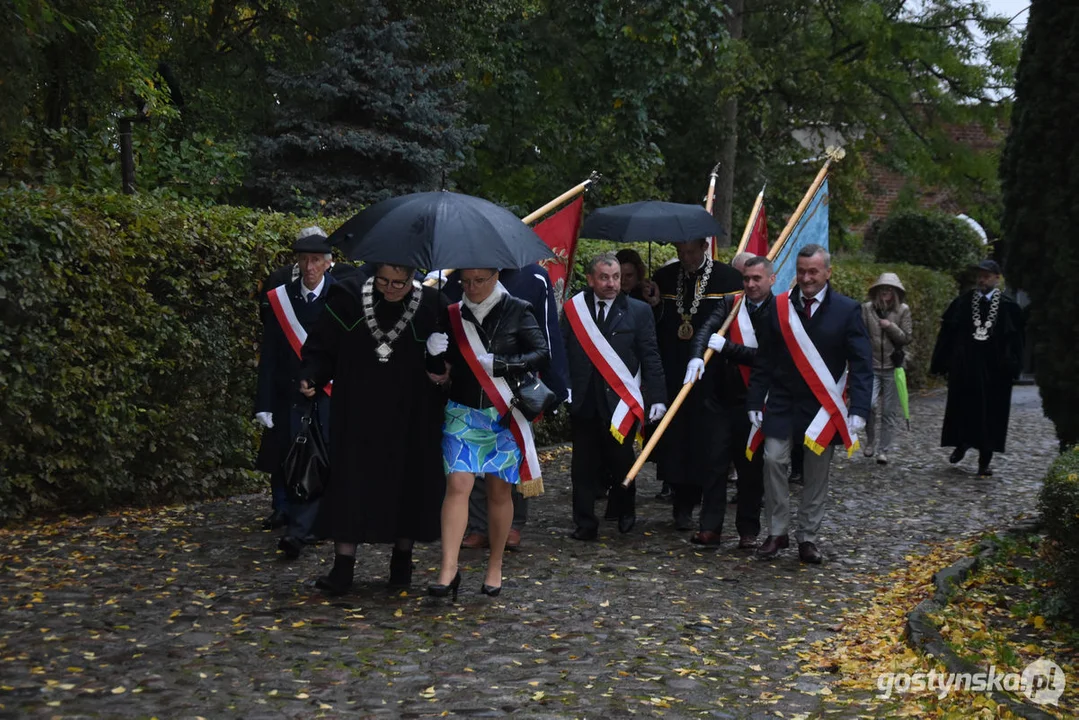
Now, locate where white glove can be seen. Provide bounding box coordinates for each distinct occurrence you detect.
[648,403,667,423]
[477,353,494,373]
[707,334,726,352]
[565,389,573,404]
[683,358,706,385]
[426,332,449,356]
[748,411,763,428]
[849,415,866,432]
[424,269,448,285]
[255,412,274,429]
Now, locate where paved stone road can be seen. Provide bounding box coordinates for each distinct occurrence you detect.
[0,386,1058,719]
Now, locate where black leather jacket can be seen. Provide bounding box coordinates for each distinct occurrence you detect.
[447,294,550,409]
[689,294,772,407]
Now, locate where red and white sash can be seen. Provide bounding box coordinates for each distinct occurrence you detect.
[563,293,644,443]
[447,303,542,483]
[776,290,858,456]
[266,284,332,397]
[729,295,766,460]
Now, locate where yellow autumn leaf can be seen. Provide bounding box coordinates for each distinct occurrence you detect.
[111,686,126,694]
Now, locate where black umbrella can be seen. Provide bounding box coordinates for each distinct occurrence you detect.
[329,191,554,270]
[579,201,724,243]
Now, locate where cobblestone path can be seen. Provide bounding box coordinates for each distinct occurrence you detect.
[0,386,1058,718]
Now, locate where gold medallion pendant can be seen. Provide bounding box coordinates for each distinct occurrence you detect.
[678,316,694,340]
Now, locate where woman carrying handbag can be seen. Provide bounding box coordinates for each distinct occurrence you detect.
[860,273,913,464]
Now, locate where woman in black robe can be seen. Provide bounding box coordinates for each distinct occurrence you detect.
[300,264,448,595]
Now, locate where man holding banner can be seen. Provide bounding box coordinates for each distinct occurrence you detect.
[747,244,872,563]
[563,252,667,539]
[684,255,776,548]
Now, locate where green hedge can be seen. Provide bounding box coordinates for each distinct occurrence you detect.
[874,209,984,273]
[1038,447,1079,617]
[0,188,339,521]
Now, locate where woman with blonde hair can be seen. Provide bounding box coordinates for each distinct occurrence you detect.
[860,273,913,464]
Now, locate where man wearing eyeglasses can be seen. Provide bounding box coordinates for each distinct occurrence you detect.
[254,230,337,557]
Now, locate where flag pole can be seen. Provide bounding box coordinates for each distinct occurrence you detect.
[522,171,599,225]
[735,184,766,255]
[703,162,720,258]
[622,150,842,488]
[423,172,598,287]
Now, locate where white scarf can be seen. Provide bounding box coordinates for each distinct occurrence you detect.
[462,281,508,325]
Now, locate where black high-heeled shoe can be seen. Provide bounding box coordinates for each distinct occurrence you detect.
[480,583,501,597]
[427,570,461,600]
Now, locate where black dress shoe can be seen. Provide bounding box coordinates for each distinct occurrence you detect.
[977,465,993,477]
[262,510,288,530]
[798,541,823,564]
[570,527,598,541]
[618,514,636,534]
[691,530,722,546]
[756,534,790,559]
[949,446,968,464]
[277,535,302,560]
[427,571,461,600]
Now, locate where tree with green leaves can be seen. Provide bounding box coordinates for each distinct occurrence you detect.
[247,2,484,214]
[1000,1,1079,450]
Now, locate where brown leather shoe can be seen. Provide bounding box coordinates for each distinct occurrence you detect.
[690,530,722,546]
[461,533,489,549]
[756,534,789,559]
[798,541,823,564]
[505,528,522,550]
[738,535,758,549]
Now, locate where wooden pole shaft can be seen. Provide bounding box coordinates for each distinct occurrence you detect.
[622,295,743,487]
[423,176,594,287]
[735,187,765,254]
[766,159,831,261]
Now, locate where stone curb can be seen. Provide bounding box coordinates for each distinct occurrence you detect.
[905,520,1057,720]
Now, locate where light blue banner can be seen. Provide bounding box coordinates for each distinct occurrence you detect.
[772,178,829,294]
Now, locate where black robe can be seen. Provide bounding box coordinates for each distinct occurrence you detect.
[651,259,744,486]
[301,278,448,543]
[930,289,1024,453]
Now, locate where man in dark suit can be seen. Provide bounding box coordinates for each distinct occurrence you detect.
[257,226,359,328]
[646,238,744,530]
[435,264,570,550]
[563,252,667,539]
[254,231,336,558]
[684,255,775,548]
[747,244,872,564]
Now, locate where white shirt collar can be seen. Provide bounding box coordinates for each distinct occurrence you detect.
[982,288,998,300]
[301,276,325,299]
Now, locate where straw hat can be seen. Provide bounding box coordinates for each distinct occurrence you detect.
[869,272,906,299]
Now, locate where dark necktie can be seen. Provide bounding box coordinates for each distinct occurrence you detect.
[803,297,816,317]
[596,301,606,324]
[307,291,318,304]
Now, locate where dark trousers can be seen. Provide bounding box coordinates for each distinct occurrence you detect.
[697,411,764,536]
[467,479,528,533]
[571,415,637,533]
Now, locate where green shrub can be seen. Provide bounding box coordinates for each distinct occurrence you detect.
[1038,447,1079,617]
[827,259,956,391]
[874,210,984,273]
[0,188,341,521]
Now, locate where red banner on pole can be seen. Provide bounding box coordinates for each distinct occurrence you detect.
[533,195,584,304]
[746,203,769,256]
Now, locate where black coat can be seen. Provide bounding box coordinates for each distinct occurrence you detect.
[930,289,1024,452]
[747,285,873,444]
[445,293,549,410]
[562,290,667,421]
[651,260,744,485]
[300,278,447,543]
[690,294,774,408]
[257,261,359,325]
[254,274,335,473]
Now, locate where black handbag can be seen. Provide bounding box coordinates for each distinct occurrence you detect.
[282,401,330,502]
[504,371,558,422]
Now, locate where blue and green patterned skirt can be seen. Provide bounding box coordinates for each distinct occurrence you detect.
[442,400,522,485]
